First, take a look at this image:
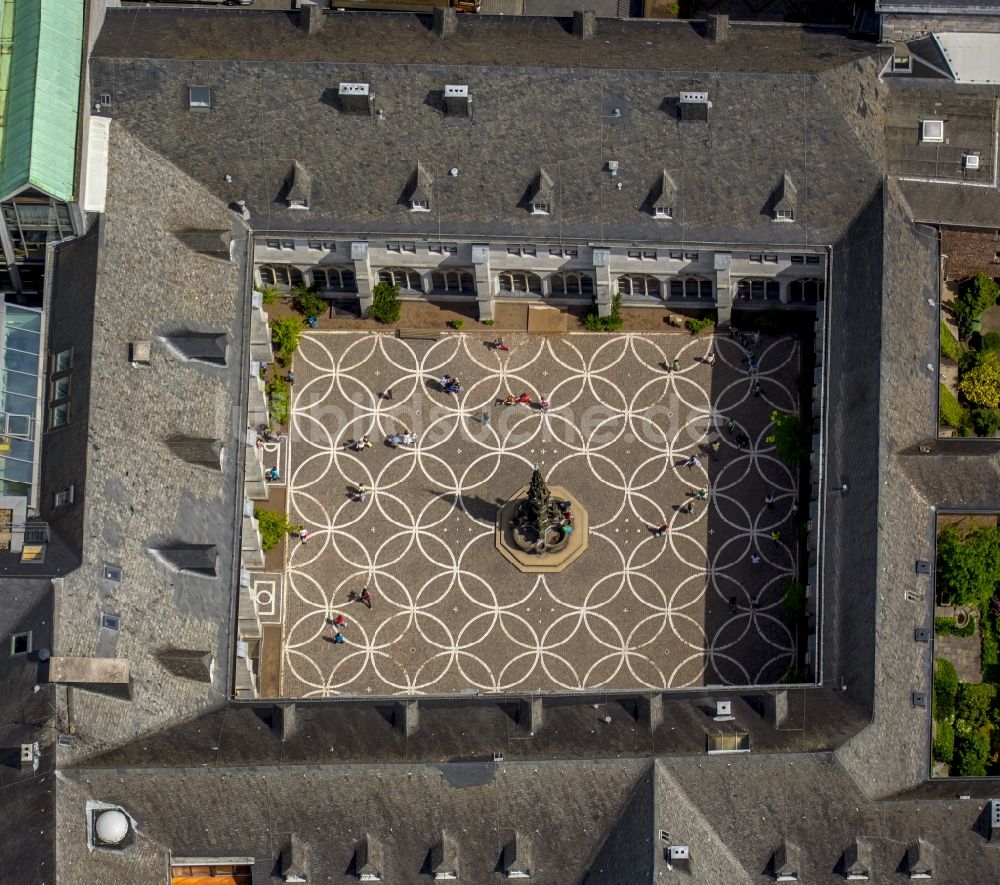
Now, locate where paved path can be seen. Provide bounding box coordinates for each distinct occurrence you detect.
[279,331,801,697]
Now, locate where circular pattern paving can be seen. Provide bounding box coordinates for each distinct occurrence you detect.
[282,331,800,697]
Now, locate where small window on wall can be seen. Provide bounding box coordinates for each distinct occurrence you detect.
[188,87,212,109]
[53,350,72,373]
[49,402,69,429]
[54,485,74,507]
[10,632,31,655]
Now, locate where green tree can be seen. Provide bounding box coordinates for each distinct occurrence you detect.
[291,283,328,319]
[959,352,1000,408]
[932,719,955,764]
[584,293,625,332]
[265,376,290,425]
[271,316,303,363]
[766,411,810,465]
[367,280,401,324]
[254,508,301,552]
[933,658,959,721]
[937,524,1000,606]
[954,728,991,777]
[971,407,1000,437]
[983,331,1000,353]
[956,682,997,728]
[958,272,1000,320]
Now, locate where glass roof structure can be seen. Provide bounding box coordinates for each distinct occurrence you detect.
[0,303,42,503]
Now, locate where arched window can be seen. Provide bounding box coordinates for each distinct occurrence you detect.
[789,278,824,303]
[259,264,303,288]
[313,266,357,293]
[498,272,542,295]
[617,274,662,299]
[668,276,713,299]
[430,269,475,294]
[736,278,780,301]
[378,268,423,292]
[550,272,594,297]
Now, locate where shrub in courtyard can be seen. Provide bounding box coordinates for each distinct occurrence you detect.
[367,281,401,324]
[937,524,1000,607]
[583,293,624,332]
[260,286,282,307]
[941,320,962,361]
[935,616,976,638]
[932,719,955,764]
[933,658,958,721]
[684,314,716,335]
[959,351,1000,408]
[292,283,328,319]
[971,407,1000,437]
[449,318,464,330]
[953,728,991,777]
[958,272,1000,323]
[271,316,303,363]
[981,615,1000,668]
[983,331,1000,353]
[939,384,971,435]
[766,410,810,465]
[783,579,807,621]
[265,376,290,426]
[254,507,301,553]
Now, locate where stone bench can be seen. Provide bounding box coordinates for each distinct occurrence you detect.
[397,328,441,341]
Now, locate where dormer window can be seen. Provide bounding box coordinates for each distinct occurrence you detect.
[654,206,672,219]
[921,120,944,143]
[528,168,554,217]
[775,208,794,221]
[893,54,912,73]
[530,201,550,216]
[411,198,429,212]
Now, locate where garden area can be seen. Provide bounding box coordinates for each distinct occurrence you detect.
[939,272,1000,437]
[932,516,1000,776]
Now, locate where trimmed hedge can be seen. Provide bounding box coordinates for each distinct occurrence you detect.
[685,315,716,335]
[933,658,958,721]
[941,320,962,361]
[932,719,955,764]
[939,383,970,433]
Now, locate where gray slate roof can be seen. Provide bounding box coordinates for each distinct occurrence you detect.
[89,10,884,246]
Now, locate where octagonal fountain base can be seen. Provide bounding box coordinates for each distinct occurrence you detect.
[494,484,589,574]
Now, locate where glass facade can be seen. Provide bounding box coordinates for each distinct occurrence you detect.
[0,305,41,500]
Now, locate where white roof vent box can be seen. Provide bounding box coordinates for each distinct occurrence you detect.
[964,153,981,170]
[339,82,373,115]
[677,83,711,121]
[444,84,472,117]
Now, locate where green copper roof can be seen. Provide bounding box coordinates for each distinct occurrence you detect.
[0,0,83,203]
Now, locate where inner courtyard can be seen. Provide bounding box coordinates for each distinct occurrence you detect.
[267,330,803,697]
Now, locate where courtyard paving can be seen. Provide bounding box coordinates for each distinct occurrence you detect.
[275,330,801,697]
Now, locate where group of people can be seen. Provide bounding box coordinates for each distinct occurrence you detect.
[499,391,550,411]
[440,374,464,395]
[328,588,374,644]
[347,435,373,452]
[386,429,417,447]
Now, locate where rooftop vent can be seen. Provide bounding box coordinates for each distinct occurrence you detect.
[529,168,554,216]
[650,170,676,219]
[147,544,218,578]
[667,845,690,871]
[339,82,373,116]
[160,331,229,366]
[20,742,39,772]
[128,340,151,366]
[772,172,797,222]
[410,163,434,212]
[705,13,729,42]
[773,839,800,882]
[964,153,981,170]
[921,119,944,143]
[844,838,872,880]
[906,838,933,879]
[154,648,214,683]
[165,436,224,470]
[88,803,135,851]
[286,160,312,210]
[678,88,711,121]
[502,831,531,879]
[281,834,308,883]
[431,833,459,880]
[357,833,383,881]
[714,699,733,720]
[444,84,472,117]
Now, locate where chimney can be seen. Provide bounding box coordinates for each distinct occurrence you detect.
[444,84,472,117]
[573,10,596,40]
[705,13,729,43]
[300,4,324,34]
[433,6,457,37]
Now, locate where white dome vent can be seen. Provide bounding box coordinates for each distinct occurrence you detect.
[95,810,129,844]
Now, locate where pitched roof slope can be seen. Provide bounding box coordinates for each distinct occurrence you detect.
[0,0,83,201]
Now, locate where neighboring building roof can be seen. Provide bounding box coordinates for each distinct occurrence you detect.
[89,11,884,247]
[934,31,1000,83]
[0,0,84,202]
[878,0,1000,11]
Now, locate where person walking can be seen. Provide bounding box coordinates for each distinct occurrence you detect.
[332,614,345,629]
[725,418,737,435]
[683,502,695,516]
[763,493,775,509]
[696,488,708,501]
[710,440,721,461]
[360,587,372,610]
[753,381,763,397]
[481,412,491,427]
[333,632,345,644]
[704,351,716,366]
[656,523,669,538]
[684,455,701,469]
[750,554,762,565]
[770,530,781,545]
[299,528,310,545]
[672,358,680,372]
[384,387,393,401]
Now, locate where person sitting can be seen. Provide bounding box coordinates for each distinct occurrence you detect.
[402,431,415,446]
[387,433,402,447]
[516,391,532,405]
[267,467,280,481]
[538,399,550,412]
[496,338,509,352]
[560,520,574,535]
[501,394,517,406]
